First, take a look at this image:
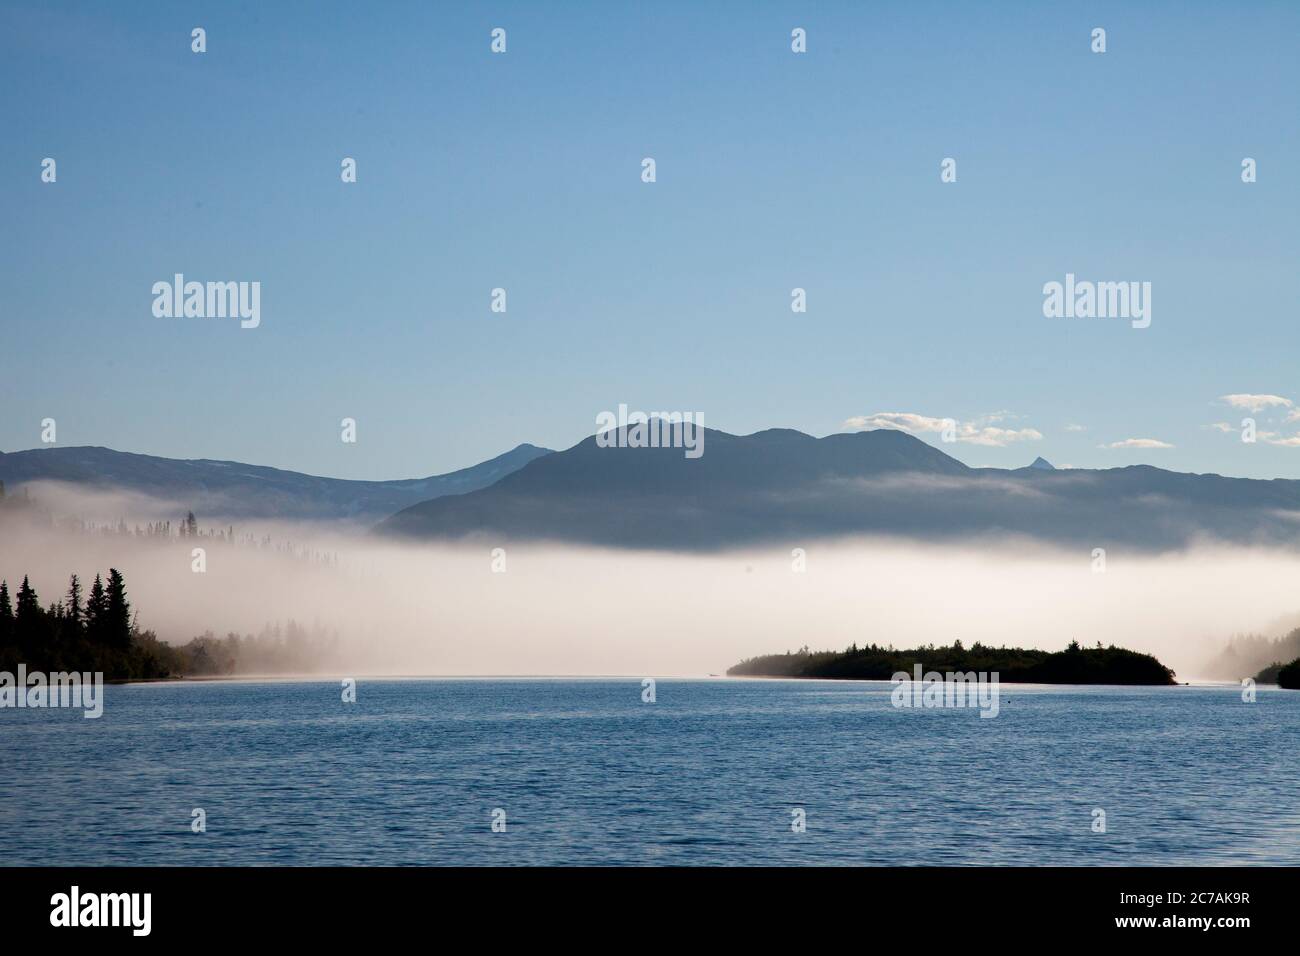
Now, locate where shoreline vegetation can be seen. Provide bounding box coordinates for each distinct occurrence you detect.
[1209,626,1300,683]
[0,567,340,680]
[5,556,1300,689]
[1255,658,1300,689]
[728,640,1181,686]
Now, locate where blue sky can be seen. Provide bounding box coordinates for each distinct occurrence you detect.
[2,1,1297,479]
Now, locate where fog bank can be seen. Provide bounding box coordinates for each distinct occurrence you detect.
[2,490,1297,679]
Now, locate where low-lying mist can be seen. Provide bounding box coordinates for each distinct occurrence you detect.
[2,484,1298,680]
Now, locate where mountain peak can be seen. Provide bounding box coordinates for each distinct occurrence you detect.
[1029,456,1055,470]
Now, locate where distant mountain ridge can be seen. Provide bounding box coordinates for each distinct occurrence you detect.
[375,426,1300,551]
[0,443,552,521]
[9,428,1300,550]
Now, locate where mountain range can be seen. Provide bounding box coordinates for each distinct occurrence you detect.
[0,443,551,521]
[6,428,1300,550]
[375,427,1300,551]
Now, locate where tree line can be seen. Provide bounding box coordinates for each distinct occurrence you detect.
[0,569,343,679]
[1,488,339,567]
[0,570,164,678]
[727,639,1178,685]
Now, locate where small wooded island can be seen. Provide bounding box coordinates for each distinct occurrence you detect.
[728,639,1178,685]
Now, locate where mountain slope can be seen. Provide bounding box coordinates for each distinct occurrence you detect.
[0,443,552,521]
[375,427,1300,550]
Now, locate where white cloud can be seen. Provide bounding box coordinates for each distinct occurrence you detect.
[1104,438,1175,449]
[1219,394,1293,413]
[1064,424,1087,432]
[1263,434,1300,447]
[842,411,1042,447]
[965,426,1044,446]
[844,411,945,432]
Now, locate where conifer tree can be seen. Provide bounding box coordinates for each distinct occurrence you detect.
[105,568,131,649]
[14,576,44,663]
[0,580,13,649]
[65,574,83,633]
[86,573,108,645]
[15,576,40,624]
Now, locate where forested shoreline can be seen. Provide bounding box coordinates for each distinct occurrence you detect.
[728,640,1179,685]
[0,569,340,680]
[1254,657,1300,689]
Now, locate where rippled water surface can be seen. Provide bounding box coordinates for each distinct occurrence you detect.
[2,678,1296,865]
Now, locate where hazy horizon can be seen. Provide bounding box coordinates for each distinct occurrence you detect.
[4,481,1298,682]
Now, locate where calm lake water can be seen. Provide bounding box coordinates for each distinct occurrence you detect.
[2,678,1296,865]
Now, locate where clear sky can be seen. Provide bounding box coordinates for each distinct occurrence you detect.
[2,1,1297,480]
